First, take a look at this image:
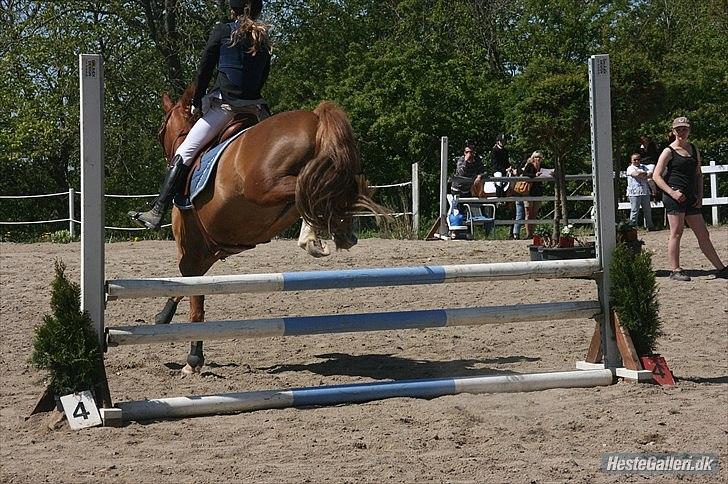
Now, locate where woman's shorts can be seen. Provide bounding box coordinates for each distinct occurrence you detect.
[662,192,702,215]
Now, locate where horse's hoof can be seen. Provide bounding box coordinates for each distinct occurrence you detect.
[181,363,201,375]
[306,239,331,258]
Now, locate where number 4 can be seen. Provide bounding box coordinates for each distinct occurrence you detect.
[73,402,91,420]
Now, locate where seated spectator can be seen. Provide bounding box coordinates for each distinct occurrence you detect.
[626,153,655,230]
[451,142,485,196]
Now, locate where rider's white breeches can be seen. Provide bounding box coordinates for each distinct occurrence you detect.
[175,103,233,166]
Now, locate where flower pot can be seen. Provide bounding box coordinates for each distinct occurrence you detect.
[533,235,542,246]
[559,236,574,248]
[528,244,543,261]
[538,243,596,260]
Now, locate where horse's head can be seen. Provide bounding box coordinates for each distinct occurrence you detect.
[157,86,196,163]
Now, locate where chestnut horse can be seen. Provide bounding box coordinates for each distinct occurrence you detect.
[155,87,382,373]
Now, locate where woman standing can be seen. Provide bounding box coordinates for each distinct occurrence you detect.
[625,153,654,230]
[523,151,544,238]
[131,0,271,230]
[652,117,727,281]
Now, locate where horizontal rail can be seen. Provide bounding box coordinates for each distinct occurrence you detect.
[617,197,728,210]
[481,174,594,182]
[0,218,69,225]
[457,195,595,203]
[369,181,412,189]
[115,369,614,421]
[106,259,600,300]
[106,300,601,347]
[0,192,69,199]
[493,218,595,225]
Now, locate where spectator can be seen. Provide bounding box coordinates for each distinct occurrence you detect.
[490,134,511,174]
[451,142,486,196]
[638,135,658,164]
[626,153,655,230]
[490,134,511,197]
[652,116,727,281]
[523,151,544,237]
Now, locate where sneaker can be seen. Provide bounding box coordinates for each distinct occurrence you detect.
[709,266,728,280]
[669,269,691,282]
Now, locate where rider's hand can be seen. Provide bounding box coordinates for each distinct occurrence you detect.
[671,189,686,202]
[190,105,200,117]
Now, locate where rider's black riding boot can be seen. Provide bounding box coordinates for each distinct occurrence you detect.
[129,155,191,230]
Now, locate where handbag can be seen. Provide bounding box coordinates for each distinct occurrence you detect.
[513,180,532,195]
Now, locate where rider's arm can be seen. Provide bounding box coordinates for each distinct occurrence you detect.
[192,23,226,108]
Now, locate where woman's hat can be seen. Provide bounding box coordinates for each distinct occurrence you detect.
[230,0,263,18]
[672,116,690,129]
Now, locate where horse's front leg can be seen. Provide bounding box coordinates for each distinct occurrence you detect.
[182,294,205,374]
[297,219,331,258]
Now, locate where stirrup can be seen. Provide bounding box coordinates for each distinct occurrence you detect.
[128,207,165,230]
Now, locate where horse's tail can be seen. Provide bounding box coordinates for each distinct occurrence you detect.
[296,101,383,235]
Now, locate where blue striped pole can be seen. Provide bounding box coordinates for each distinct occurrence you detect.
[115,369,614,421]
[106,259,599,300]
[106,300,601,347]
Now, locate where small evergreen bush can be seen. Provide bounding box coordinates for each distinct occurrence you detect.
[609,243,663,355]
[31,261,105,396]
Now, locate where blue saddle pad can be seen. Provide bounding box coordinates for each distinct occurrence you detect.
[174,128,249,209]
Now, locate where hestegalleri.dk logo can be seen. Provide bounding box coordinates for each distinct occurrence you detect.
[602,453,719,474]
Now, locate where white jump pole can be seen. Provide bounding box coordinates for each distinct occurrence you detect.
[107,300,602,347]
[588,54,618,369]
[116,369,614,421]
[106,258,600,300]
[80,54,105,347]
[438,136,448,237]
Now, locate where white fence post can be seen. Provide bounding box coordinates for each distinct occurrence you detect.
[68,188,75,237]
[710,160,718,226]
[589,54,618,370]
[80,54,105,347]
[438,137,448,237]
[411,162,419,237]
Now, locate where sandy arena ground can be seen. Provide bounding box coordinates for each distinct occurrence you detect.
[1,228,727,483]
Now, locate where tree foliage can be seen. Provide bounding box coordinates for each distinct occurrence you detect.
[31,261,105,395]
[2,0,727,233]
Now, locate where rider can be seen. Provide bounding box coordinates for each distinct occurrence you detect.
[131,0,272,229]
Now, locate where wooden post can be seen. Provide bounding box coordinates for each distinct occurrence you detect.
[710,160,718,226]
[411,162,419,237]
[438,137,448,237]
[80,54,111,407]
[589,54,619,370]
[68,188,75,237]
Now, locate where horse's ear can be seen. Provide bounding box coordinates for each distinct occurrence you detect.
[162,92,174,113]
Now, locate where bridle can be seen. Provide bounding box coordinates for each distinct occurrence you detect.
[157,104,192,163]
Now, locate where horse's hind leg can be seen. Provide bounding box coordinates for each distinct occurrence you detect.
[297,220,331,258]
